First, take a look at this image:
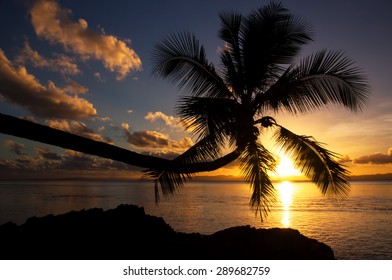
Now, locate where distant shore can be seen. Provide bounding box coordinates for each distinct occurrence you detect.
[0,204,335,260]
[1,172,392,182]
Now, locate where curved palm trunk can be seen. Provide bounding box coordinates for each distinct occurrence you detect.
[0,113,239,173]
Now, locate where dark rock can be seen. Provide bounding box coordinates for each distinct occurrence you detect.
[203,226,335,259]
[0,204,334,260]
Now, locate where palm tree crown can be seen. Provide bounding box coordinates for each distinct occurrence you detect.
[149,2,369,218]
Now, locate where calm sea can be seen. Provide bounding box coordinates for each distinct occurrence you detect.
[0,180,391,260]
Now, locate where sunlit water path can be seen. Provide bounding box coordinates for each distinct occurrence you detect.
[1,180,391,259]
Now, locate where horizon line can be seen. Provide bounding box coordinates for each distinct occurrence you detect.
[1,172,392,182]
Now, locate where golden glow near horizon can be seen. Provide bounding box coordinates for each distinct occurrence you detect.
[276,181,294,227]
[275,154,302,178]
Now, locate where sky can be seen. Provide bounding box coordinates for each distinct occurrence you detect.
[0,0,391,180]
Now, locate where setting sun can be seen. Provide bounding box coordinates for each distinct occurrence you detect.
[276,154,301,178]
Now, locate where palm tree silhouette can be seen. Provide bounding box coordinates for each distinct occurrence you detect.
[147,1,369,217]
[0,2,369,219]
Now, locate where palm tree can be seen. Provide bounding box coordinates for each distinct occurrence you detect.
[0,2,369,219]
[147,1,369,218]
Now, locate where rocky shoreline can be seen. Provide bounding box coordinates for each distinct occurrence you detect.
[0,204,334,259]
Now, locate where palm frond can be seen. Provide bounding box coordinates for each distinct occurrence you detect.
[143,135,223,202]
[241,1,313,92]
[274,125,350,197]
[218,11,243,50]
[218,12,245,97]
[220,48,244,100]
[259,50,370,114]
[143,169,192,202]
[152,32,231,98]
[144,146,241,203]
[297,50,370,111]
[176,96,238,144]
[240,140,277,219]
[176,134,223,164]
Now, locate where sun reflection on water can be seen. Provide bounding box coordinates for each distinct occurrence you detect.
[276,181,294,227]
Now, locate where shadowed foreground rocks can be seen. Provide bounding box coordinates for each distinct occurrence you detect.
[0,204,334,259]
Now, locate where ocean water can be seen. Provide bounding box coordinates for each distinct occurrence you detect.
[0,180,391,260]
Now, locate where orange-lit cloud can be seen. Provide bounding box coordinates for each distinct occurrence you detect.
[95,116,111,123]
[0,156,42,171]
[122,123,193,151]
[16,41,80,75]
[4,140,26,156]
[62,79,88,95]
[46,119,112,143]
[0,49,97,119]
[353,148,392,164]
[29,0,142,80]
[145,111,182,129]
[141,150,182,160]
[338,155,352,164]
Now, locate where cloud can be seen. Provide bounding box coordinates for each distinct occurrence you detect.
[15,41,80,75]
[36,147,62,160]
[122,123,193,151]
[45,119,112,143]
[96,116,111,122]
[4,140,26,156]
[0,49,97,119]
[353,148,392,165]
[127,131,170,148]
[338,155,352,164]
[29,0,142,80]
[56,150,96,170]
[57,150,138,172]
[94,72,104,82]
[62,79,88,95]
[141,150,181,160]
[0,156,40,171]
[145,111,183,129]
[21,115,38,123]
[0,148,141,179]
